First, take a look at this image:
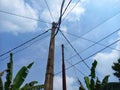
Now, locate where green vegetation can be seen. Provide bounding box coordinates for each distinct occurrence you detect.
[112,58,120,82]
[79,60,109,90]
[0,53,44,90]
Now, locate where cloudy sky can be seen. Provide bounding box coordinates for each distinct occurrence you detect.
[0,0,120,89]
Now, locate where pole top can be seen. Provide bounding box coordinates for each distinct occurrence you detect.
[52,22,57,28]
[62,44,64,48]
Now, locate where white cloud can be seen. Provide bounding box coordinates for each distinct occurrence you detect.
[54,75,78,90]
[93,31,120,81]
[0,0,38,34]
[40,0,87,22]
[0,0,88,34]
[64,2,85,22]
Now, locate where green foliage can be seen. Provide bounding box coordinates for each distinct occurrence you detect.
[21,81,38,90]
[4,53,13,90]
[11,62,34,90]
[28,84,44,90]
[84,77,90,90]
[0,53,44,90]
[0,77,3,90]
[79,60,109,90]
[102,75,110,86]
[90,60,97,78]
[112,58,120,82]
[78,79,85,90]
[21,81,44,90]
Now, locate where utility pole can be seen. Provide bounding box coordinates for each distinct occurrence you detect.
[44,22,57,90]
[62,44,67,90]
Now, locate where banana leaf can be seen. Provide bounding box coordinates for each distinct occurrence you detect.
[102,75,110,86]
[21,81,38,90]
[0,77,3,90]
[5,53,13,90]
[95,78,101,90]
[78,79,85,90]
[12,62,34,90]
[90,78,94,90]
[84,77,90,90]
[90,60,97,78]
[27,84,44,90]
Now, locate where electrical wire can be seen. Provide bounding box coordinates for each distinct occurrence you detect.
[77,11,120,37]
[0,33,50,62]
[66,60,86,76]
[0,10,50,24]
[0,29,50,58]
[62,0,81,22]
[65,27,120,61]
[63,31,120,51]
[55,38,120,75]
[62,0,72,16]
[60,30,91,70]
[54,0,66,38]
[44,0,54,21]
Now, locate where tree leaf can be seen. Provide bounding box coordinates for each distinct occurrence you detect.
[21,81,38,90]
[84,77,90,90]
[90,60,97,78]
[27,84,44,90]
[0,77,3,90]
[5,53,13,90]
[27,62,34,69]
[78,79,85,90]
[95,78,101,90]
[90,78,94,90]
[12,62,34,90]
[102,75,110,86]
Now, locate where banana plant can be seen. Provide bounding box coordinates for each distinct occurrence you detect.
[0,77,3,90]
[21,81,44,90]
[11,62,34,90]
[0,53,44,90]
[79,60,110,90]
[5,53,13,90]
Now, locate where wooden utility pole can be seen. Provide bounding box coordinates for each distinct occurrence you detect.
[62,44,67,90]
[44,22,56,90]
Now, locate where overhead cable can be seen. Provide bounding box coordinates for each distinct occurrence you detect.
[0,33,50,62]
[0,29,50,57]
[55,38,120,75]
[62,0,81,22]
[60,30,91,70]
[64,31,120,51]
[44,0,54,21]
[62,0,72,16]
[66,60,86,76]
[65,28,120,61]
[0,10,50,24]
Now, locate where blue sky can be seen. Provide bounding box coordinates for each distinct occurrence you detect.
[0,0,120,90]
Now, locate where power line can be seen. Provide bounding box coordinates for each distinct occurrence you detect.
[63,31,120,51]
[62,0,72,16]
[60,30,91,70]
[55,38,120,75]
[44,0,54,21]
[0,29,50,58]
[54,0,66,38]
[62,0,81,22]
[78,11,120,37]
[66,60,86,76]
[0,10,50,24]
[62,9,120,39]
[58,0,65,26]
[0,33,50,62]
[65,27,120,61]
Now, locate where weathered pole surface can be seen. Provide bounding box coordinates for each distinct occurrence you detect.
[62,44,67,90]
[44,22,56,90]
